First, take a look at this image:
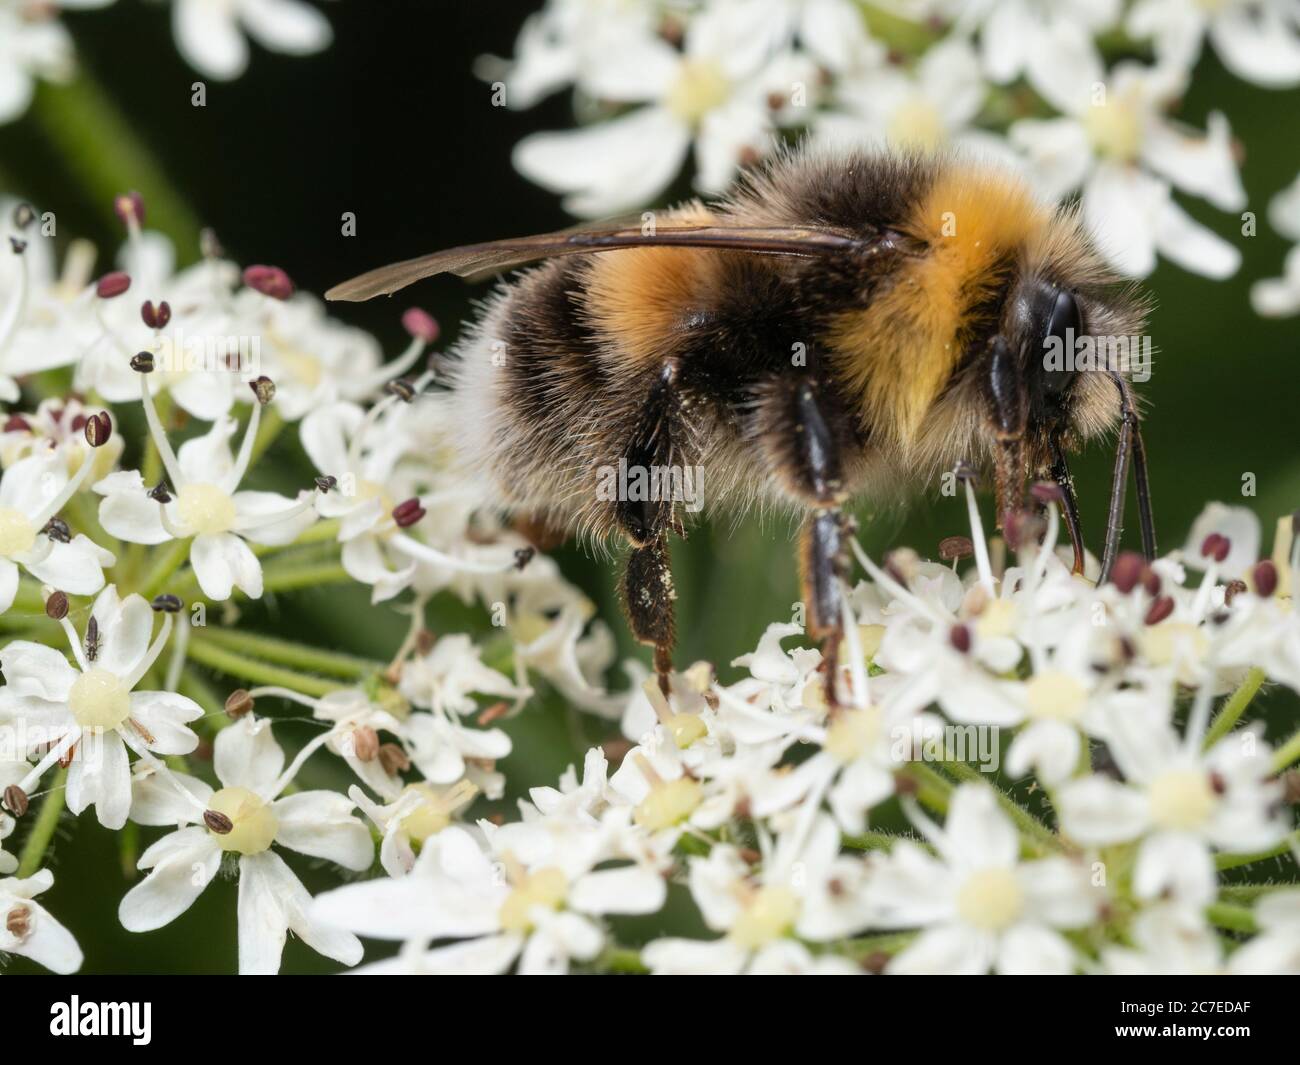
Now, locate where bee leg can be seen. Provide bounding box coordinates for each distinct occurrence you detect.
[983,336,1028,530]
[801,507,852,709]
[623,535,676,696]
[758,375,855,709]
[615,363,685,694]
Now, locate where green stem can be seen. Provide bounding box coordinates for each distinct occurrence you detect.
[1205,667,1267,749]
[940,759,1061,854]
[185,636,342,697]
[195,626,384,679]
[842,830,910,852]
[261,562,352,593]
[901,762,951,815]
[31,74,202,254]
[249,407,286,466]
[599,947,649,974]
[1272,728,1300,774]
[17,770,67,878]
[1207,902,1258,935]
[139,537,193,598]
[841,931,917,960]
[1216,833,1298,871]
[1221,883,1297,903]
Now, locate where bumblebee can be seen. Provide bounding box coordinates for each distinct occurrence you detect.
[330,146,1157,701]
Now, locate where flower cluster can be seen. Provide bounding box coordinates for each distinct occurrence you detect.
[487,0,1300,307]
[0,0,334,120]
[0,180,1297,971]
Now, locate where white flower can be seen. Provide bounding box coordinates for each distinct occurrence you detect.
[0,450,114,611]
[1228,891,1300,974]
[513,0,785,215]
[349,781,478,878]
[0,396,124,480]
[96,400,316,600]
[1101,901,1222,974]
[1057,697,1286,904]
[1252,173,1300,317]
[869,785,1103,974]
[120,715,372,974]
[643,814,873,974]
[1010,61,1244,278]
[169,0,334,81]
[1129,0,1300,90]
[0,585,200,829]
[311,820,665,974]
[948,0,1119,115]
[0,869,82,973]
[0,2,74,126]
[820,36,1011,161]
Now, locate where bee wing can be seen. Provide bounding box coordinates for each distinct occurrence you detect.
[325,222,868,301]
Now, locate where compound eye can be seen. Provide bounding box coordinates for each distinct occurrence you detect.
[1046,288,1081,346]
[1042,289,1081,397]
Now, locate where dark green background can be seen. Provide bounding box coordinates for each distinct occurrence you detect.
[0,0,1297,973]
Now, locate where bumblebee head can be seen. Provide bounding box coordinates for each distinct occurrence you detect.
[983,211,1153,574]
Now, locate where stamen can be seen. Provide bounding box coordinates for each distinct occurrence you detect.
[838,583,869,710]
[389,532,519,575]
[138,367,184,487]
[27,447,97,530]
[227,381,270,490]
[0,236,30,361]
[124,612,174,690]
[961,473,995,592]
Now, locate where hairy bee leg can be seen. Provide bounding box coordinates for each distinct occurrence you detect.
[1048,436,1087,575]
[983,336,1028,529]
[1098,400,1135,584]
[623,535,676,694]
[801,508,852,709]
[1108,371,1157,561]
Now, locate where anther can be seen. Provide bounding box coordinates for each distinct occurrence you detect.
[1223,580,1247,605]
[385,377,416,402]
[351,726,379,762]
[1144,596,1174,626]
[314,475,337,493]
[225,689,254,720]
[249,376,276,405]
[949,623,972,653]
[96,272,132,299]
[938,535,973,562]
[1253,560,1279,598]
[6,905,31,940]
[243,265,294,300]
[377,743,410,776]
[2,784,28,817]
[392,498,426,528]
[45,590,69,620]
[1108,551,1145,594]
[402,308,440,343]
[12,202,34,229]
[1029,482,1064,505]
[513,547,535,571]
[131,351,155,373]
[204,810,234,835]
[148,482,172,504]
[113,192,145,227]
[151,594,183,613]
[84,410,112,448]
